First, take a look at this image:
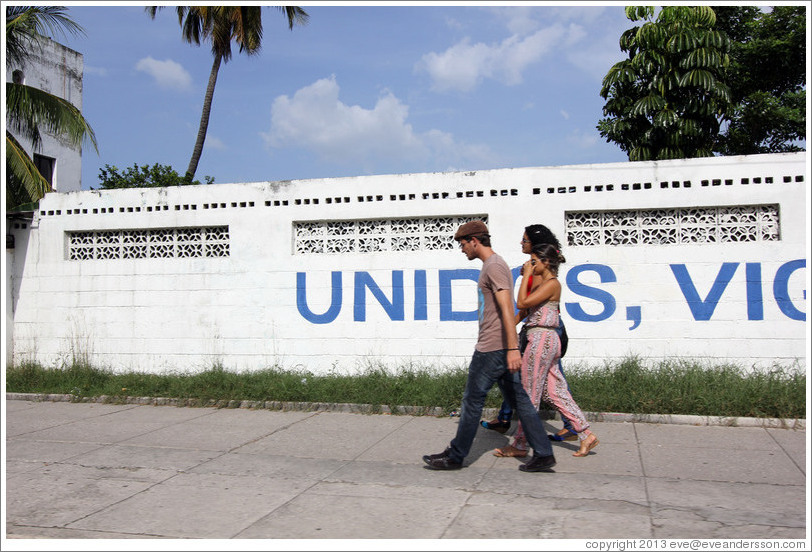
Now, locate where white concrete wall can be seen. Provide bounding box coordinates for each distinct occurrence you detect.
[6,152,808,374]
[6,37,84,192]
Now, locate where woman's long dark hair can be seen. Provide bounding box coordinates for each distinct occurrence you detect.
[531,243,565,275]
[525,224,561,249]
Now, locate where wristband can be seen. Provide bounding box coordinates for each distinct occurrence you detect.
[507,348,520,351]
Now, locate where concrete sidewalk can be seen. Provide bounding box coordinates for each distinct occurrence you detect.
[4,398,808,541]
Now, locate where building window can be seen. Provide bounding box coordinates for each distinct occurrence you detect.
[33,154,56,185]
[565,205,780,246]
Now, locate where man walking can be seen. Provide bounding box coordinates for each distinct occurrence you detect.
[422,221,557,472]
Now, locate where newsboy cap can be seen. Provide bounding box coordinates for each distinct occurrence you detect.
[454,220,490,241]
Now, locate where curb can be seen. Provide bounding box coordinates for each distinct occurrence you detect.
[5,392,806,430]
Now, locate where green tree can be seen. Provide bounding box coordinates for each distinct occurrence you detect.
[713,6,805,155]
[95,163,214,190]
[147,5,308,182]
[5,5,98,211]
[597,6,732,161]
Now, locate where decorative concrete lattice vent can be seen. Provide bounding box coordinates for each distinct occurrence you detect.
[67,226,230,260]
[566,205,780,246]
[294,215,488,254]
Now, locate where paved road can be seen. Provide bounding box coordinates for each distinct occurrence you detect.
[4,398,807,542]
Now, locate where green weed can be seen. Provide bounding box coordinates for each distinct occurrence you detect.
[4,357,805,419]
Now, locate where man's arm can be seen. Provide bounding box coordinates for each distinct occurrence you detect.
[494,288,522,372]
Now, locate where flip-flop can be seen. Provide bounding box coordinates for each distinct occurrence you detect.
[573,437,599,457]
[493,445,528,458]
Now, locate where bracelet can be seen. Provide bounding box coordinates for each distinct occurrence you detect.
[507,348,520,351]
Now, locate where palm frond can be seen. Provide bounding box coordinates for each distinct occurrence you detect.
[680,47,723,69]
[625,6,654,22]
[653,108,679,128]
[668,30,698,53]
[6,82,98,153]
[631,94,667,117]
[678,69,717,90]
[6,5,85,69]
[6,131,52,209]
[279,6,309,29]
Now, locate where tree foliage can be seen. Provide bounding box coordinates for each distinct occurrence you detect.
[95,163,214,190]
[147,6,308,181]
[5,5,98,211]
[713,6,806,155]
[597,6,732,161]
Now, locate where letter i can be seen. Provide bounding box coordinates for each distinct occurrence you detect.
[746,263,764,320]
[414,270,427,320]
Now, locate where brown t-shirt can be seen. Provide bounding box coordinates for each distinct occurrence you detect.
[475,253,517,352]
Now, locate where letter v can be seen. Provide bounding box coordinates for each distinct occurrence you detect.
[670,263,739,321]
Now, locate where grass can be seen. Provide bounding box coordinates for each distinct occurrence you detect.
[4,357,806,419]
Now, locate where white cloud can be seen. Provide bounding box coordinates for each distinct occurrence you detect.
[491,6,542,36]
[566,128,599,149]
[560,110,570,120]
[444,16,465,32]
[551,7,629,81]
[566,31,627,81]
[416,39,492,93]
[204,136,227,151]
[416,23,581,93]
[262,76,494,172]
[84,65,107,77]
[421,6,627,92]
[135,57,192,91]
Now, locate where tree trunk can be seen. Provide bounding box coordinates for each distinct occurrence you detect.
[186,53,221,182]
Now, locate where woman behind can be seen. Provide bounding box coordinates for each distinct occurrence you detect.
[494,243,599,458]
[482,224,578,442]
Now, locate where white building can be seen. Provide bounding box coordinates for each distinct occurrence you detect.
[6,36,85,194]
[5,152,808,375]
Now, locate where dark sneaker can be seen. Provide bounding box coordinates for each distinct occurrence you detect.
[423,455,463,470]
[422,448,451,463]
[518,454,556,473]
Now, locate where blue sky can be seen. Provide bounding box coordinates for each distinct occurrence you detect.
[61,2,636,189]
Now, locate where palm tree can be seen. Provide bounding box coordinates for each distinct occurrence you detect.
[147,6,308,182]
[5,5,98,211]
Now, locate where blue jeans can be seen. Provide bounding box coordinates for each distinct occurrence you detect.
[496,318,573,431]
[448,349,553,463]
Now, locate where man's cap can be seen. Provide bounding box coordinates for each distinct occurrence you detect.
[454,220,490,241]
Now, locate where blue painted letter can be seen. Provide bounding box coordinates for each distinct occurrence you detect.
[354,271,405,321]
[773,259,806,321]
[746,263,763,320]
[297,271,342,324]
[670,263,738,321]
[439,269,479,321]
[564,264,617,322]
[511,266,522,315]
[414,270,427,321]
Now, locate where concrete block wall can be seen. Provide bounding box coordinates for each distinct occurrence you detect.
[5,152,808,374]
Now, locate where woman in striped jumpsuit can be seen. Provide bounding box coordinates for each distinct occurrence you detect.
[494,243,599,458]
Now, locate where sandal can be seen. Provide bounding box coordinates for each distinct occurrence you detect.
[573,435,599,457]
[493,445,528,458]
[548,428,578,442]
[481,419,510,433]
